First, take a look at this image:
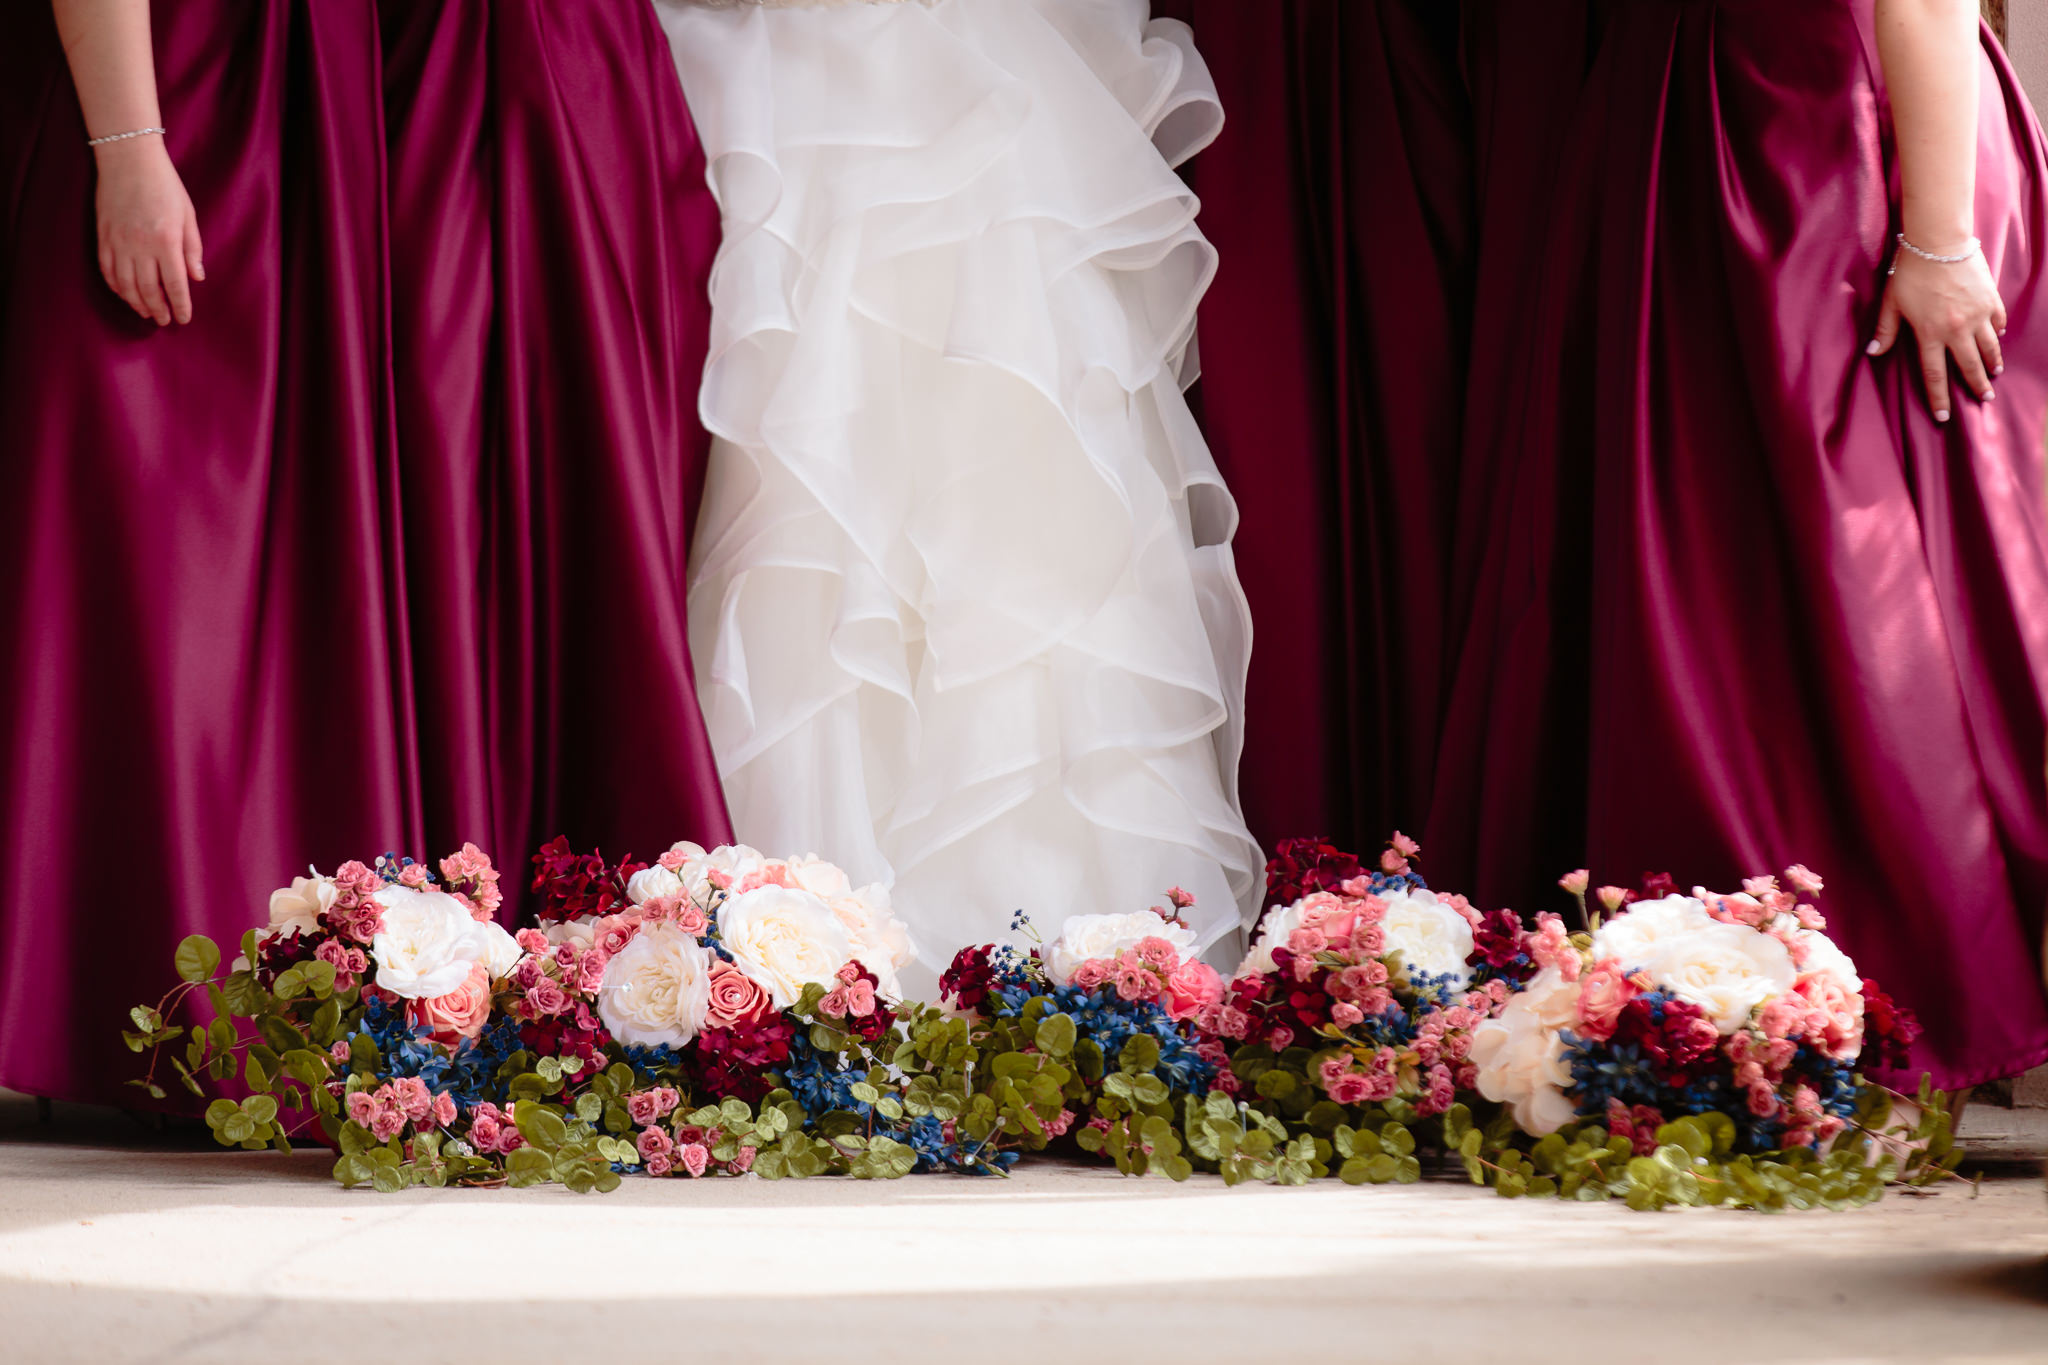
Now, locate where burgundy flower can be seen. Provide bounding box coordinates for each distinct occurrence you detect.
[1259,838,1367,920]
[1467,908,1536,984]
[689,1015,796,1103]
[528,836,647,925]
[1612,995,1718,1085]
[1859,978,1923,1073]
[939,945,999,1013]
[1624,872,1681,905]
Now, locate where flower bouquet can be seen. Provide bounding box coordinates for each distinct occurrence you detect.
[1460,869,1956,1209]
[938,894,1232,1180]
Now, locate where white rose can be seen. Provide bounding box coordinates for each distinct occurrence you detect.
[1236,903,1305,978]
[371,885,496,999]
[596,923,716,1048]
[1378,888,1476,991]
[1795,930,1860,996]
[817,879,917,1002]
[1469,967,1582,1135]
[626,865,685,906]
[718,885,855,1009]
[1642,920,1798,1034]
[1588,893,1717,968]
[477,919,524,980]
[266,874,336,938]
[1044,912,1198,986]
[670,841,767,902]
[787,854,855,901]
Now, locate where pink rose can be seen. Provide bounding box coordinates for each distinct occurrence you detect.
[1112,961,1155,1001]
[705,961,772,1028]
[637,1126,674,1161]
[653,1087,681,1118]
[1161,959,1224,1022]
[469,1110,502,1152]
[515,927,550,955]
[1135,936,1181,971]
[345,1091,377,1128]
[819,987,851,1016]
[1558,869,1589,895]
[627,1092,662,1127]
[1072,959,1113,991]
[1267,1025,1295,1050]
[646,1153,674,1176]
[1392,832,1421,858]
[1574,958,1635,1042]
[1217,1005,1252,1039]
[1286,925,1330,958]
[393,1077,433,1122]
[1329,1073,1372,1105]
[315,938,369,993]
[680,1143,710,1178]
[844,979,877,1018]
[408,961,494,1045]
[1330,1001,1365,1028]
[1793,972,1865,1060]
[1379,849,1411,875]
[525,976,570,1017]
[730,1146,756,1174]
[1784,864,1824,896]
[1166,887,1196,911]
[431,1093,456,1128]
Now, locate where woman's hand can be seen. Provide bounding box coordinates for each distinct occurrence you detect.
[93,134,203,326]
[1869,245,2006,422]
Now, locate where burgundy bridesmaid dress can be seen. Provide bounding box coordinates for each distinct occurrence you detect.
[379,0,732,901]
[0,2,418,1103]
[1154,0,1473,853]
[1434,0,2048,1089]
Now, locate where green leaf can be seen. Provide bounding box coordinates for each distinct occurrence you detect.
[505,1147,554,1188]
[1118,1033,1161,1076]
[174,935,221,984]
[241,1094,279,1126]
[514,1101,568,1152]
[1035,1013,1077,1059]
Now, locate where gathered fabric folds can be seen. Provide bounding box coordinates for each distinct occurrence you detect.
[658,0,1262,981]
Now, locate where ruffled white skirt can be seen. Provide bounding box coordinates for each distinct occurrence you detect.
[657,0,1261,986]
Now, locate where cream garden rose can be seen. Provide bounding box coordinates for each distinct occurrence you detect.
[718,885,856,1009]
[266,874,337,938]
[1377,888,1475,991]
[596,923,717,1048]
[370,886,504,1000]
[1237,902,1304,978]
[1642,919,1797,1034]
[1587,893,1717,967]
[625,864,686,906]
[1469,966,1580,1135]
[1044,912,1198,986]
[787,856,916,1001]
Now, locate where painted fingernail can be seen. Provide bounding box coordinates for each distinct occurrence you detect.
[1866,340,1882,355]
[1983,388,1996,401]
[1936,410,1951,422]
[1994,364,2005,376]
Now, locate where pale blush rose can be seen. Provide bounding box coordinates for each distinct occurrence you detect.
[1469,967,1582,1135]
[1044,912,1197,986]
[1794,929,1861,997]
[704,960,772,1028]
[1574,958,1636,1041]
[1162,959,1224,1022]
[667,841,767,902]
[1641,918,1798,1034]
[1587,894,1718,970]
[407,961,493,1045]
[596,922,717,1047]
[626,865,685,906]
[1558,869,1590,895]
[1793,970,1866,1060]
[792,866,915,1002]
[267,874,338,938]
[1784,864,1825,896]
[370,885,501,999]
[1238,902,1306,978]
[1377,889,1476,991]
[718,886,855,1009]
[476,920,523,980]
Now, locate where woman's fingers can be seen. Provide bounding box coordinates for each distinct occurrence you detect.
[112,253,146,319]
[160,244,193,325]
[1950,329,1994,403]
[1919,336,1953,422]
[184,212,205,284]
[1994,294,2010,336]
[1978,321,2005,380]
[1868,289,1904,356]
[135,254,171,326]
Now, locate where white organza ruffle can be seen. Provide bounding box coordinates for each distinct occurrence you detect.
[657,0,1261,988]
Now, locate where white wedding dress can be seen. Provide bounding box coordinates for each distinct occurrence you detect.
[657,0,1261,990]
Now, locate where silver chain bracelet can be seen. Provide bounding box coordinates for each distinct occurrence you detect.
[86,126,166,148]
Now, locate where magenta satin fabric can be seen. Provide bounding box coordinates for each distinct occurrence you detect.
[1155,0,1472,852]
[0,1,418,1102]
[1432,0,2048,1087]
[379,0,732,897]
[0,1,729,1103]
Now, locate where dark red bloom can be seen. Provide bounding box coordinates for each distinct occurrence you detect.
[1611,995,1718,1085]
[1858,978,1923,1073]
[689,1015,795,1103]
[255,927,324,986]
[939,945,999,1014]
[1624,873,1681,905]
[1468,909,1536,984]
[1259,838,1367,922]
[528,836,645,925]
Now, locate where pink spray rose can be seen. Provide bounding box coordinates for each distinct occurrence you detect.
[1161,959,1224,1022]
[704,961,772,1029]
[408,961,494,1045]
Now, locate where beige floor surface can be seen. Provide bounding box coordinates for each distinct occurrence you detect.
[2,1092,2045,1365]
